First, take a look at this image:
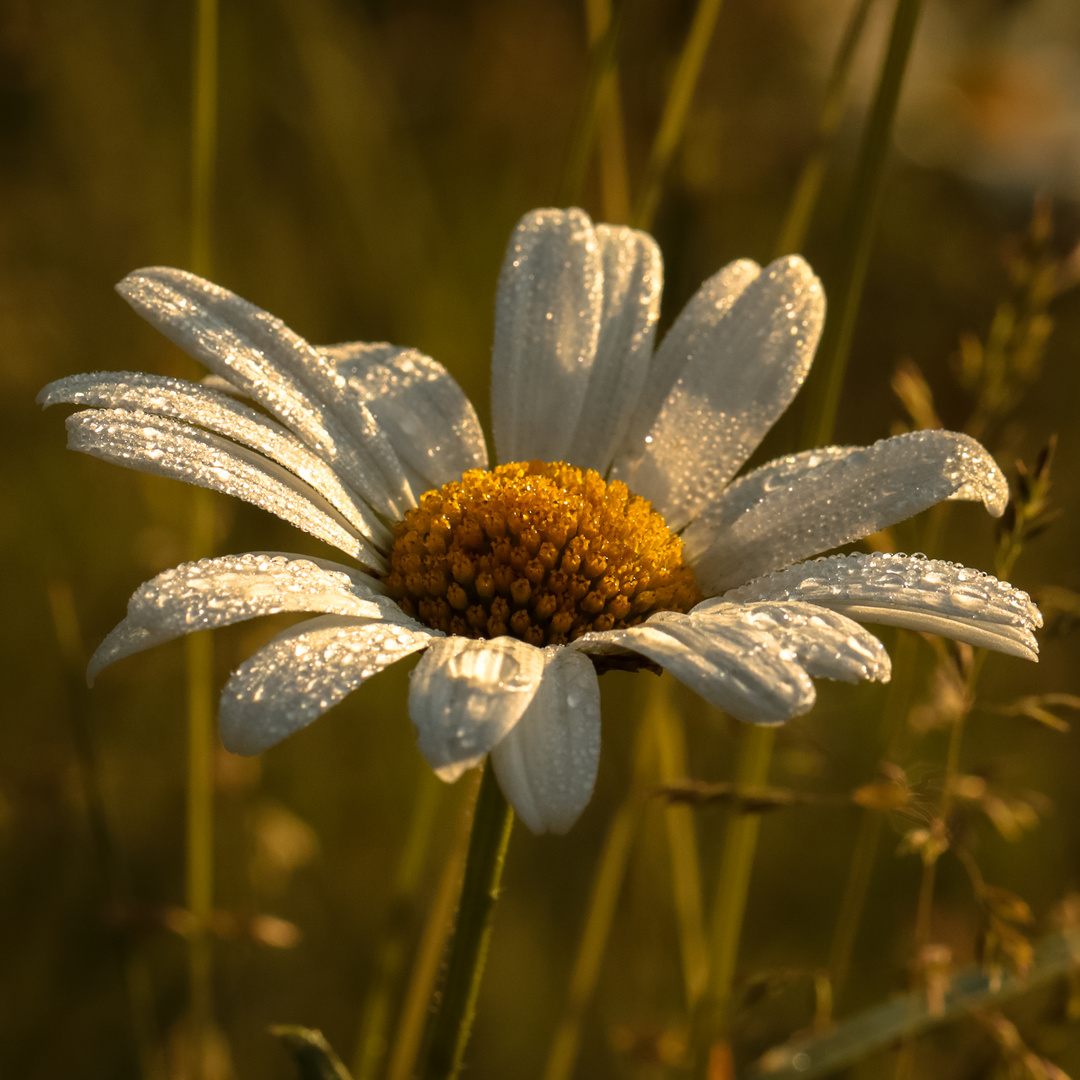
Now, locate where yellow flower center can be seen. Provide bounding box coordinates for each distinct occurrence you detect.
[382,461,703,646]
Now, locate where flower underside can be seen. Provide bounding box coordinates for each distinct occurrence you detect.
[383,461,703,646]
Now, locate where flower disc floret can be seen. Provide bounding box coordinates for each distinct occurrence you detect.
[383,461,704,645]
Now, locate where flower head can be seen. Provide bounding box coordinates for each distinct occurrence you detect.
[40,207,1040,834]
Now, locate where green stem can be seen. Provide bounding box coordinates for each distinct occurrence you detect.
[631,0,724,230]
[692,724,777,1075]
[799,0,925,451]
[420,759,514,1080]
[773,0,878,258]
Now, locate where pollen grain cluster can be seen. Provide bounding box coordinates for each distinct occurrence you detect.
[382,461,703,646]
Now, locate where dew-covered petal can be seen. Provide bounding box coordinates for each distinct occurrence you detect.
[41,371,391,547]
[616,258,760,459]
[117,267,413,517]
[88,553,400,683]
[685,431,1009,593]
[691,600,891,684]
[562,225,662,474]
[408,636,546,782]
[490,208,603,464]
[575,615,815,724]
[723,553,1042,661]
[490,647,601,834]
[67,408,382,568]
[612,256,824,531]
[219,615,434,755]
[320,342,488,488]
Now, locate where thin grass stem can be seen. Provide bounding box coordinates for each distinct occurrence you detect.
[559,1,623,209]
[773,0,878,258]
[631,0,724,230]
[799,0,925,451]
[584,0,630,223]
[187,1,218,1072]
[652,678,708,1009]
[420,759,514,1080]
[541,699,655,1080]
[827,631,918,1004]
[385,776,477,1080]
[692,725,776,1076]
[353,769,443,1080]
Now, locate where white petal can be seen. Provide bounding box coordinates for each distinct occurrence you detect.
[612,256,824,530]
[41,371,391,546]
[490,647,601,834]
[723,553,1042,661]
[117,268,413,517]
[685,431,1009,593]
[691,600,891,684]
[320,342,488,488]
[575,615,815,724]
[408,636,546,782]
[490,208,603,463]
[88,553,401,682]
[219,615,433,755]
[66,409,382,568]
[563,225,662,474]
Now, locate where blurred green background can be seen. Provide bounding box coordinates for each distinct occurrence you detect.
[4,0,1080,1077]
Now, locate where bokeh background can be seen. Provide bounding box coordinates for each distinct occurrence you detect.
[4,0,1080,1077]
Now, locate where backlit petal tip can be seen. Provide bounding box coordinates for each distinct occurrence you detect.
[685,429,1010,593]
[408,636,546,781]
[220,615,433,756]
[491,647,601,834]
[724,553,1041,661]
[86,553,396,683]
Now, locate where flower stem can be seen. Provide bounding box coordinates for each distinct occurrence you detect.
[799,0,925,451]
[692,724,776,1076]
[631,0,724,230]
[420,758,514,1080]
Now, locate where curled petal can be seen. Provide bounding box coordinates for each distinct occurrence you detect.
[117,267,413,517]
[490,208,603,464]
[41,371,390,546]
[490,647,601,834]
[723,553,1041,661]
[685,430,1008,592]
[575,616,815,724]
[409,636,546,782]
[66,409,383,568]
[691,600,891,684]
[88,553,397,683]
[220,615,433,755]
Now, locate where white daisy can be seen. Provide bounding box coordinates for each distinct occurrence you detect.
[39,208,1040,835]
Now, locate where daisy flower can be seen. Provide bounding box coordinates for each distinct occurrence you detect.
[40,208,1040,834]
